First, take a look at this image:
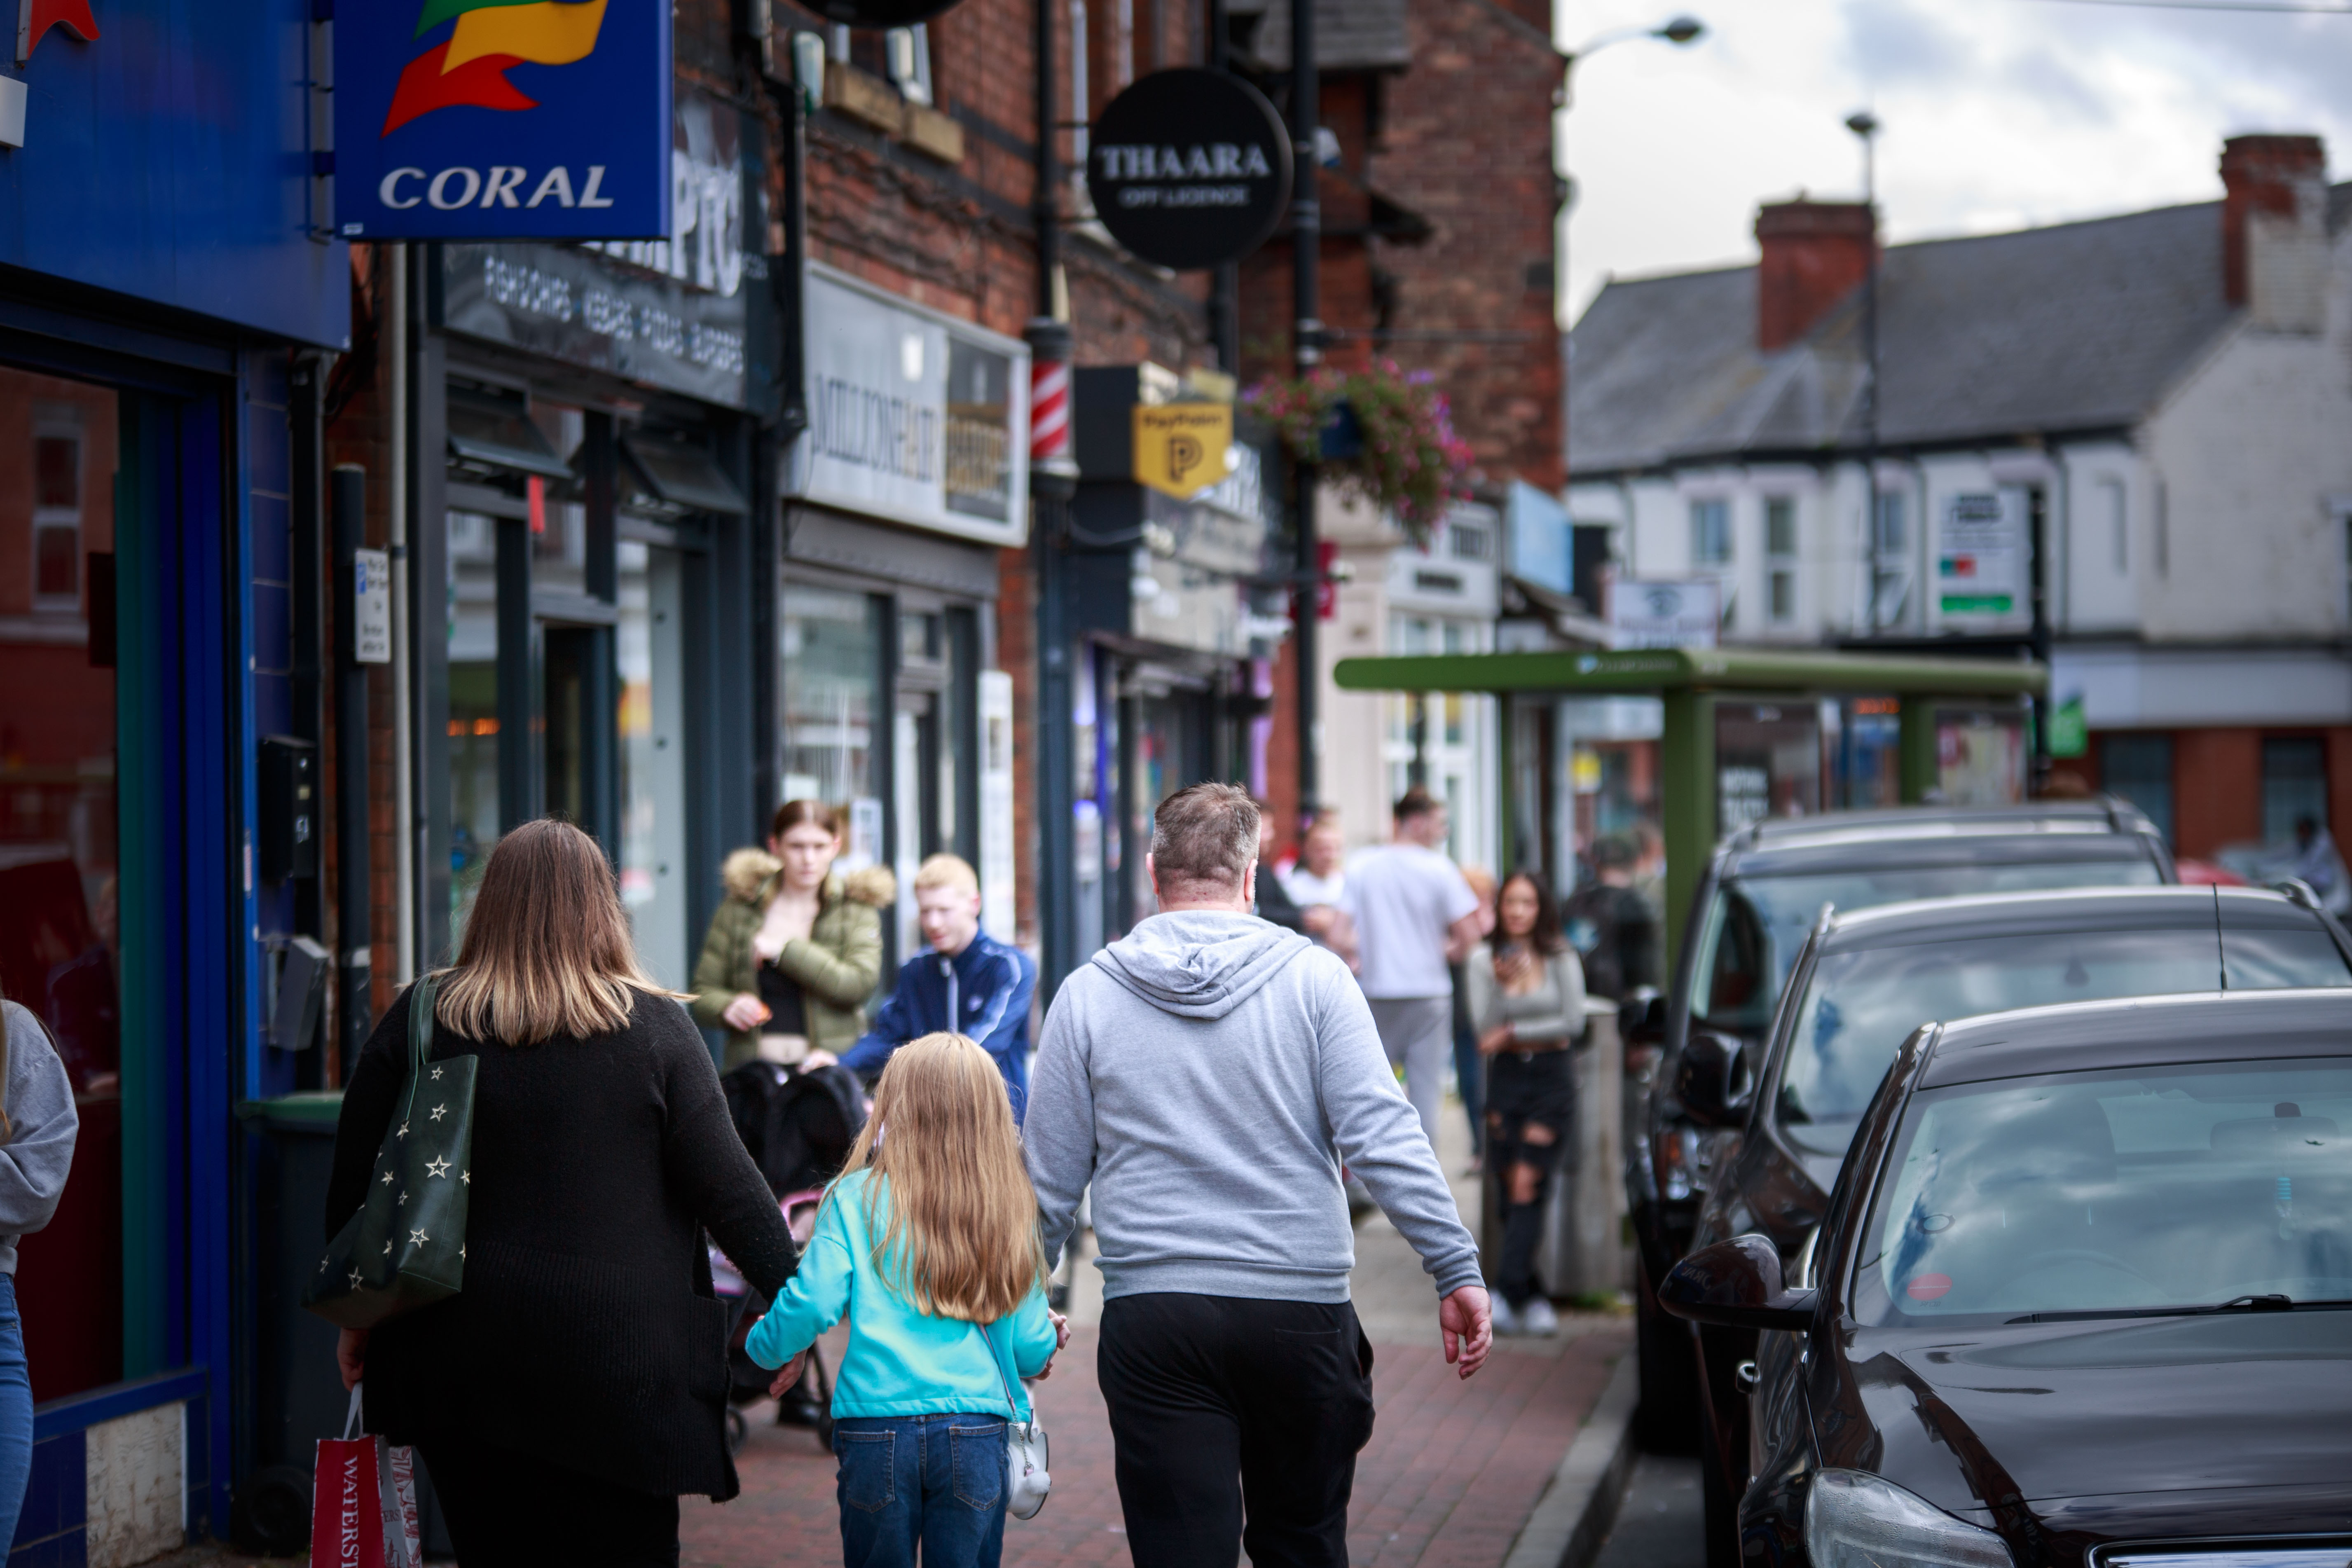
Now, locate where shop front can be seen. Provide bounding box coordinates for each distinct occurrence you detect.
[0,0,349,1555]
[1054,367,1281,964]
[782,267,1027,969]
[407,85,776,991]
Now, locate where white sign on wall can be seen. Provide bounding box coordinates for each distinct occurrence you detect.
[785,265,1030,548]
[1933,490,2030,631]
[1609,577,1720,649]
[978,670,1017,942]
[353,549,392,664]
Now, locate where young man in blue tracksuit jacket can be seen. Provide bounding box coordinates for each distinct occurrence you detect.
[838,853,1038,1118]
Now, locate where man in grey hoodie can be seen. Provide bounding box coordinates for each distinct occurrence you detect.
[1027,783,1491,1568]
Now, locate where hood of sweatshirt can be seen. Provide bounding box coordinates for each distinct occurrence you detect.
[1091,910,1312,1020]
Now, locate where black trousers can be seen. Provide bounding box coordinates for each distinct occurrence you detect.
[1488,1050,1575,1308]
[415,1437,682,1568]
[1097,1293,1376,1568]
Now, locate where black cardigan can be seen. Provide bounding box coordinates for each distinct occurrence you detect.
[325,985,797,1500]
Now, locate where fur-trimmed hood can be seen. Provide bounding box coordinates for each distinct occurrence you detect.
[718,848,895,909]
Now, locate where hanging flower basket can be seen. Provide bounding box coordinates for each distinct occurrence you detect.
[1242,361,1476,539]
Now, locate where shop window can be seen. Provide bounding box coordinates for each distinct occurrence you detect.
[2101,733,2174,847]
[2262,737,2327,847]
[446,509,500,945]
[782,585,883,866]
[1690,498,1730,566]
[33,428,81,608]
[619,539,690,987]
[1,367,122,1402]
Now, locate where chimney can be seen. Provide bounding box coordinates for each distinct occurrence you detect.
[1753,201,1875,353]
[2220,134,2327,331]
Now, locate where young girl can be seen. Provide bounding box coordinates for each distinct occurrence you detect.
[747,1032,1061,1568]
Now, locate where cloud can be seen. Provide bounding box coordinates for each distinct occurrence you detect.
[1556,0,2352,323]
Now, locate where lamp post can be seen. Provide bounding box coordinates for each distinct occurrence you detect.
[1558,15,1703,108]
[1846,109,1882,636]
[1291,0,1322,814]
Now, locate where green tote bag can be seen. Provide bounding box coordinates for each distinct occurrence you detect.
[302,974,476,1329]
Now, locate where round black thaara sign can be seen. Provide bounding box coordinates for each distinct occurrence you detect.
[1086,68,1295,271]
[804,0,962,23]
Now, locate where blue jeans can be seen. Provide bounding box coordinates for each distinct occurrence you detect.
[833,1413,1007,1568]
[0,1276,31,1554]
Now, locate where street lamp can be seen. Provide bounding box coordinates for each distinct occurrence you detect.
[1847,110,1882,634]
[1557,16,1704,110]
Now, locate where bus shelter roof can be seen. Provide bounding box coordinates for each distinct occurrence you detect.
[1331,645,2049,699]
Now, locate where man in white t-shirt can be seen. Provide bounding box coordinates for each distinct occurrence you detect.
[1340,787,1483,1148]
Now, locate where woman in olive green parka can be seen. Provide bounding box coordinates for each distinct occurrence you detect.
[690,800,894,1070]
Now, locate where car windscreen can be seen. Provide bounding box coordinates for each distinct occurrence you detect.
[1775,929,2223,1158]
[1690,857,2167,1035]
[1854,1059,2352,1325]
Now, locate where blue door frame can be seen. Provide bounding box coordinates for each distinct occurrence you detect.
[0,309,287,1549]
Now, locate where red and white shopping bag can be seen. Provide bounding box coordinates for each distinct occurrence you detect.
[313,1385,422,1568]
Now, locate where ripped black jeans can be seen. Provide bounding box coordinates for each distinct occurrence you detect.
[1486,1048,1576,1309]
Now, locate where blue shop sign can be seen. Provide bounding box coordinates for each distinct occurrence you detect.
[0,0,350,347]
[336,0,670,241]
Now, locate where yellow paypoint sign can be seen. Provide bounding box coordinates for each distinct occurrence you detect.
[1133,403,1234,498]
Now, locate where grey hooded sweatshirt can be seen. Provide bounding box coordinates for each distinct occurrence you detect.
[1026,910,1482,1304]
[0,1002,77,1276]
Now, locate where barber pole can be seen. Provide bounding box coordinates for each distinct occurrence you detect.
[1024,317,1078,495]
[1030,357,1071,470]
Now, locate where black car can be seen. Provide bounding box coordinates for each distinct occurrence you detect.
[1628,800,2174,1444]
[1673,885,2352,1566]
[1664,988,2352,1568]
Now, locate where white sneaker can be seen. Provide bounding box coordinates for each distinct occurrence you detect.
[1519,1296,1561,1336]
[1490,1294,1524,1337]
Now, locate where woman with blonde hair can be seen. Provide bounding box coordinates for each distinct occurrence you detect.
[325,819,798,1567]
[693,798,894,1070]
[747,1032,1063,1568]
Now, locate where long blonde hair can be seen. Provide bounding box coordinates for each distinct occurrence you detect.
[835,1032,1046,1322]
[435,819,674,1045]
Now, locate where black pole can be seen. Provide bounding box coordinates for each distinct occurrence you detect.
[1036,0,1060,313]
[1206,0,1240,374]
[1030,7,1079,997]
[330,464,374,1077]
[1290,0,1321,813]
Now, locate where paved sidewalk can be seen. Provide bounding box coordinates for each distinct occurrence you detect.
[682,1107,1633,1568]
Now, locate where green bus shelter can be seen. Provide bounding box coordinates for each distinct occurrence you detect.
[1330,645,2048,964]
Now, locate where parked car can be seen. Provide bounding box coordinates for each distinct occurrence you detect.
[1627,799,2174,1448]
[1673,884,2352,1565]
[1664,988,2352,1568]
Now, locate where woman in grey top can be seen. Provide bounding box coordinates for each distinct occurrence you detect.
[1463,871,1586,1336]
[0,995,79,1548]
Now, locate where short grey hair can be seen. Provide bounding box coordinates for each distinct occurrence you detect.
[1150,783,1259,892]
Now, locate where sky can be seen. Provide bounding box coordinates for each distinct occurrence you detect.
[1555,0,2352,325]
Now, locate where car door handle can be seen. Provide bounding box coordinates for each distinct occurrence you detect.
[1734,1360,1759,1395]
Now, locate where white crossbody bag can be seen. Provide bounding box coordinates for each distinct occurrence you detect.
[976,1319,1050,1519]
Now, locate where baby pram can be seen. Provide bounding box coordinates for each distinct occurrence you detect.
[712,1059,868,1452]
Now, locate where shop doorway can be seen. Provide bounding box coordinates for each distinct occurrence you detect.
[0,363,124,1401]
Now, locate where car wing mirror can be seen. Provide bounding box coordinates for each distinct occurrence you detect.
[1675,1029,1753,1128]
[1659,1233,1818,1332]
[1619,988,1667,1047]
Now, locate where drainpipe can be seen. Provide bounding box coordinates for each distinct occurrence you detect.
[1030,0,1081,998]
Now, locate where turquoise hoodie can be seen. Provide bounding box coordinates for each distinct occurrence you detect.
[744,1168,1057,1420]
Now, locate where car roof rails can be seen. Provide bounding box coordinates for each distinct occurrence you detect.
[2097,793,2156,836]
[2273,877,2322,912]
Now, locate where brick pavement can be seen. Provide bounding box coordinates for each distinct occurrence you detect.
[679,1321,1630,1568]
